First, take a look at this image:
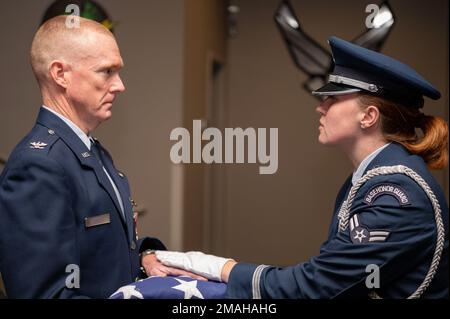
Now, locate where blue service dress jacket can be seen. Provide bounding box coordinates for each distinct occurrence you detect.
[0,107,165,298]
[226,143,449,299]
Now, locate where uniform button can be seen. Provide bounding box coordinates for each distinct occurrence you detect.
[130,240,136,250]
[48,129,55,135]
[118,172,124,178]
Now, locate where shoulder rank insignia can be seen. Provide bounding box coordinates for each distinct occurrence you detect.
[349,214,390,244]
[29,142,48,149]
[364,183,410,206]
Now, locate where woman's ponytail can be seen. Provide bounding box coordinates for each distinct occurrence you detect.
[406,114,448,169]
[358,94,448,169]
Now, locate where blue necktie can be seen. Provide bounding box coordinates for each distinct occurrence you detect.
[90,138,125,218]
[90,138,103,164]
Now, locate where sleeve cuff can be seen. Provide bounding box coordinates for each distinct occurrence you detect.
[138,237,166,253]
[226,263,269,299]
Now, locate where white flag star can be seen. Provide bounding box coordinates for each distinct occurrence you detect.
[111,285,144,299]
[172,278,204,299]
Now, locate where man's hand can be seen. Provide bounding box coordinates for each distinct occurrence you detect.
[141,253,207,281]
[155,251,233,282]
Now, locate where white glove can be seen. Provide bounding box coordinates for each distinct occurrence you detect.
[155,250,232,282]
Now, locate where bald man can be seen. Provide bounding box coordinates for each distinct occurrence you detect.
[0,16,199,299]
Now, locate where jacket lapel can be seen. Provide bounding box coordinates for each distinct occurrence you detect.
[329,175,353,237]
[99,153,135,243]
[36,108,129,232]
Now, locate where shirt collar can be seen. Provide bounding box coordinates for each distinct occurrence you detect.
[42,105,92,150]
[352,142,391,185]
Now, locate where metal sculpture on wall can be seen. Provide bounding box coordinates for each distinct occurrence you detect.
[274,0,395,98]
[41,0,115,32]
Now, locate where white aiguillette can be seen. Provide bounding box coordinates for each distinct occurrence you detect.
[85,213,111,228]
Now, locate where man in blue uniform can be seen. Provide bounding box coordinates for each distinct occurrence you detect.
[155,37,449,299]
[0,15,199,298]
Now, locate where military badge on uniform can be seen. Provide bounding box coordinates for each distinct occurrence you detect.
[29,142,48,149]
[130,197,139,240]
[364,183,410,206]
[349,214,390,244]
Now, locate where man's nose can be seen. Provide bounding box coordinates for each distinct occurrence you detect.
[112,75,125,93]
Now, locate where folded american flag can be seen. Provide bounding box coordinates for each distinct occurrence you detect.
[109,276,227,299]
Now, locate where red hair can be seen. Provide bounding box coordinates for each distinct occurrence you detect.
[357,94,448,169]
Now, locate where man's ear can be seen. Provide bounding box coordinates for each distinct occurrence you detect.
[48,60,69,89]
[360,105,380,129]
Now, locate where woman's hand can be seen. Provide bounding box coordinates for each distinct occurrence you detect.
[155,250,235,282]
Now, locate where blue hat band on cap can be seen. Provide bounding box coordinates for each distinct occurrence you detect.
[377,89,424,108]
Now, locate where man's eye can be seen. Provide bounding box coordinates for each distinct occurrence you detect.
[102,69,113,75]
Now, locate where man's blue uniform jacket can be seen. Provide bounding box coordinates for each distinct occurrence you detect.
[0,108,165,298]
[226,143,449,298]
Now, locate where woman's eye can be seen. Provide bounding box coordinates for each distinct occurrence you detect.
[326,97,337,104]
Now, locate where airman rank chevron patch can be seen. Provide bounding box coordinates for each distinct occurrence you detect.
[349,214,390,244]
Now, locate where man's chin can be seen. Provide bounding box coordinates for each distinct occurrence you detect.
[101,104,113,115]
[98,110,113,122]
[104,111,113,120]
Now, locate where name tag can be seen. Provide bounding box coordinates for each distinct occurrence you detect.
[85,213,111,228]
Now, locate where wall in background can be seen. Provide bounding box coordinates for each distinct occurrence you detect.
[182,0,228,251]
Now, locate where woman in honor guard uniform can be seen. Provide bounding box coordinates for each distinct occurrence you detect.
[155,37,449,299]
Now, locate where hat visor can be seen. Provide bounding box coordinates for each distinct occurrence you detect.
[312,82,361,96]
